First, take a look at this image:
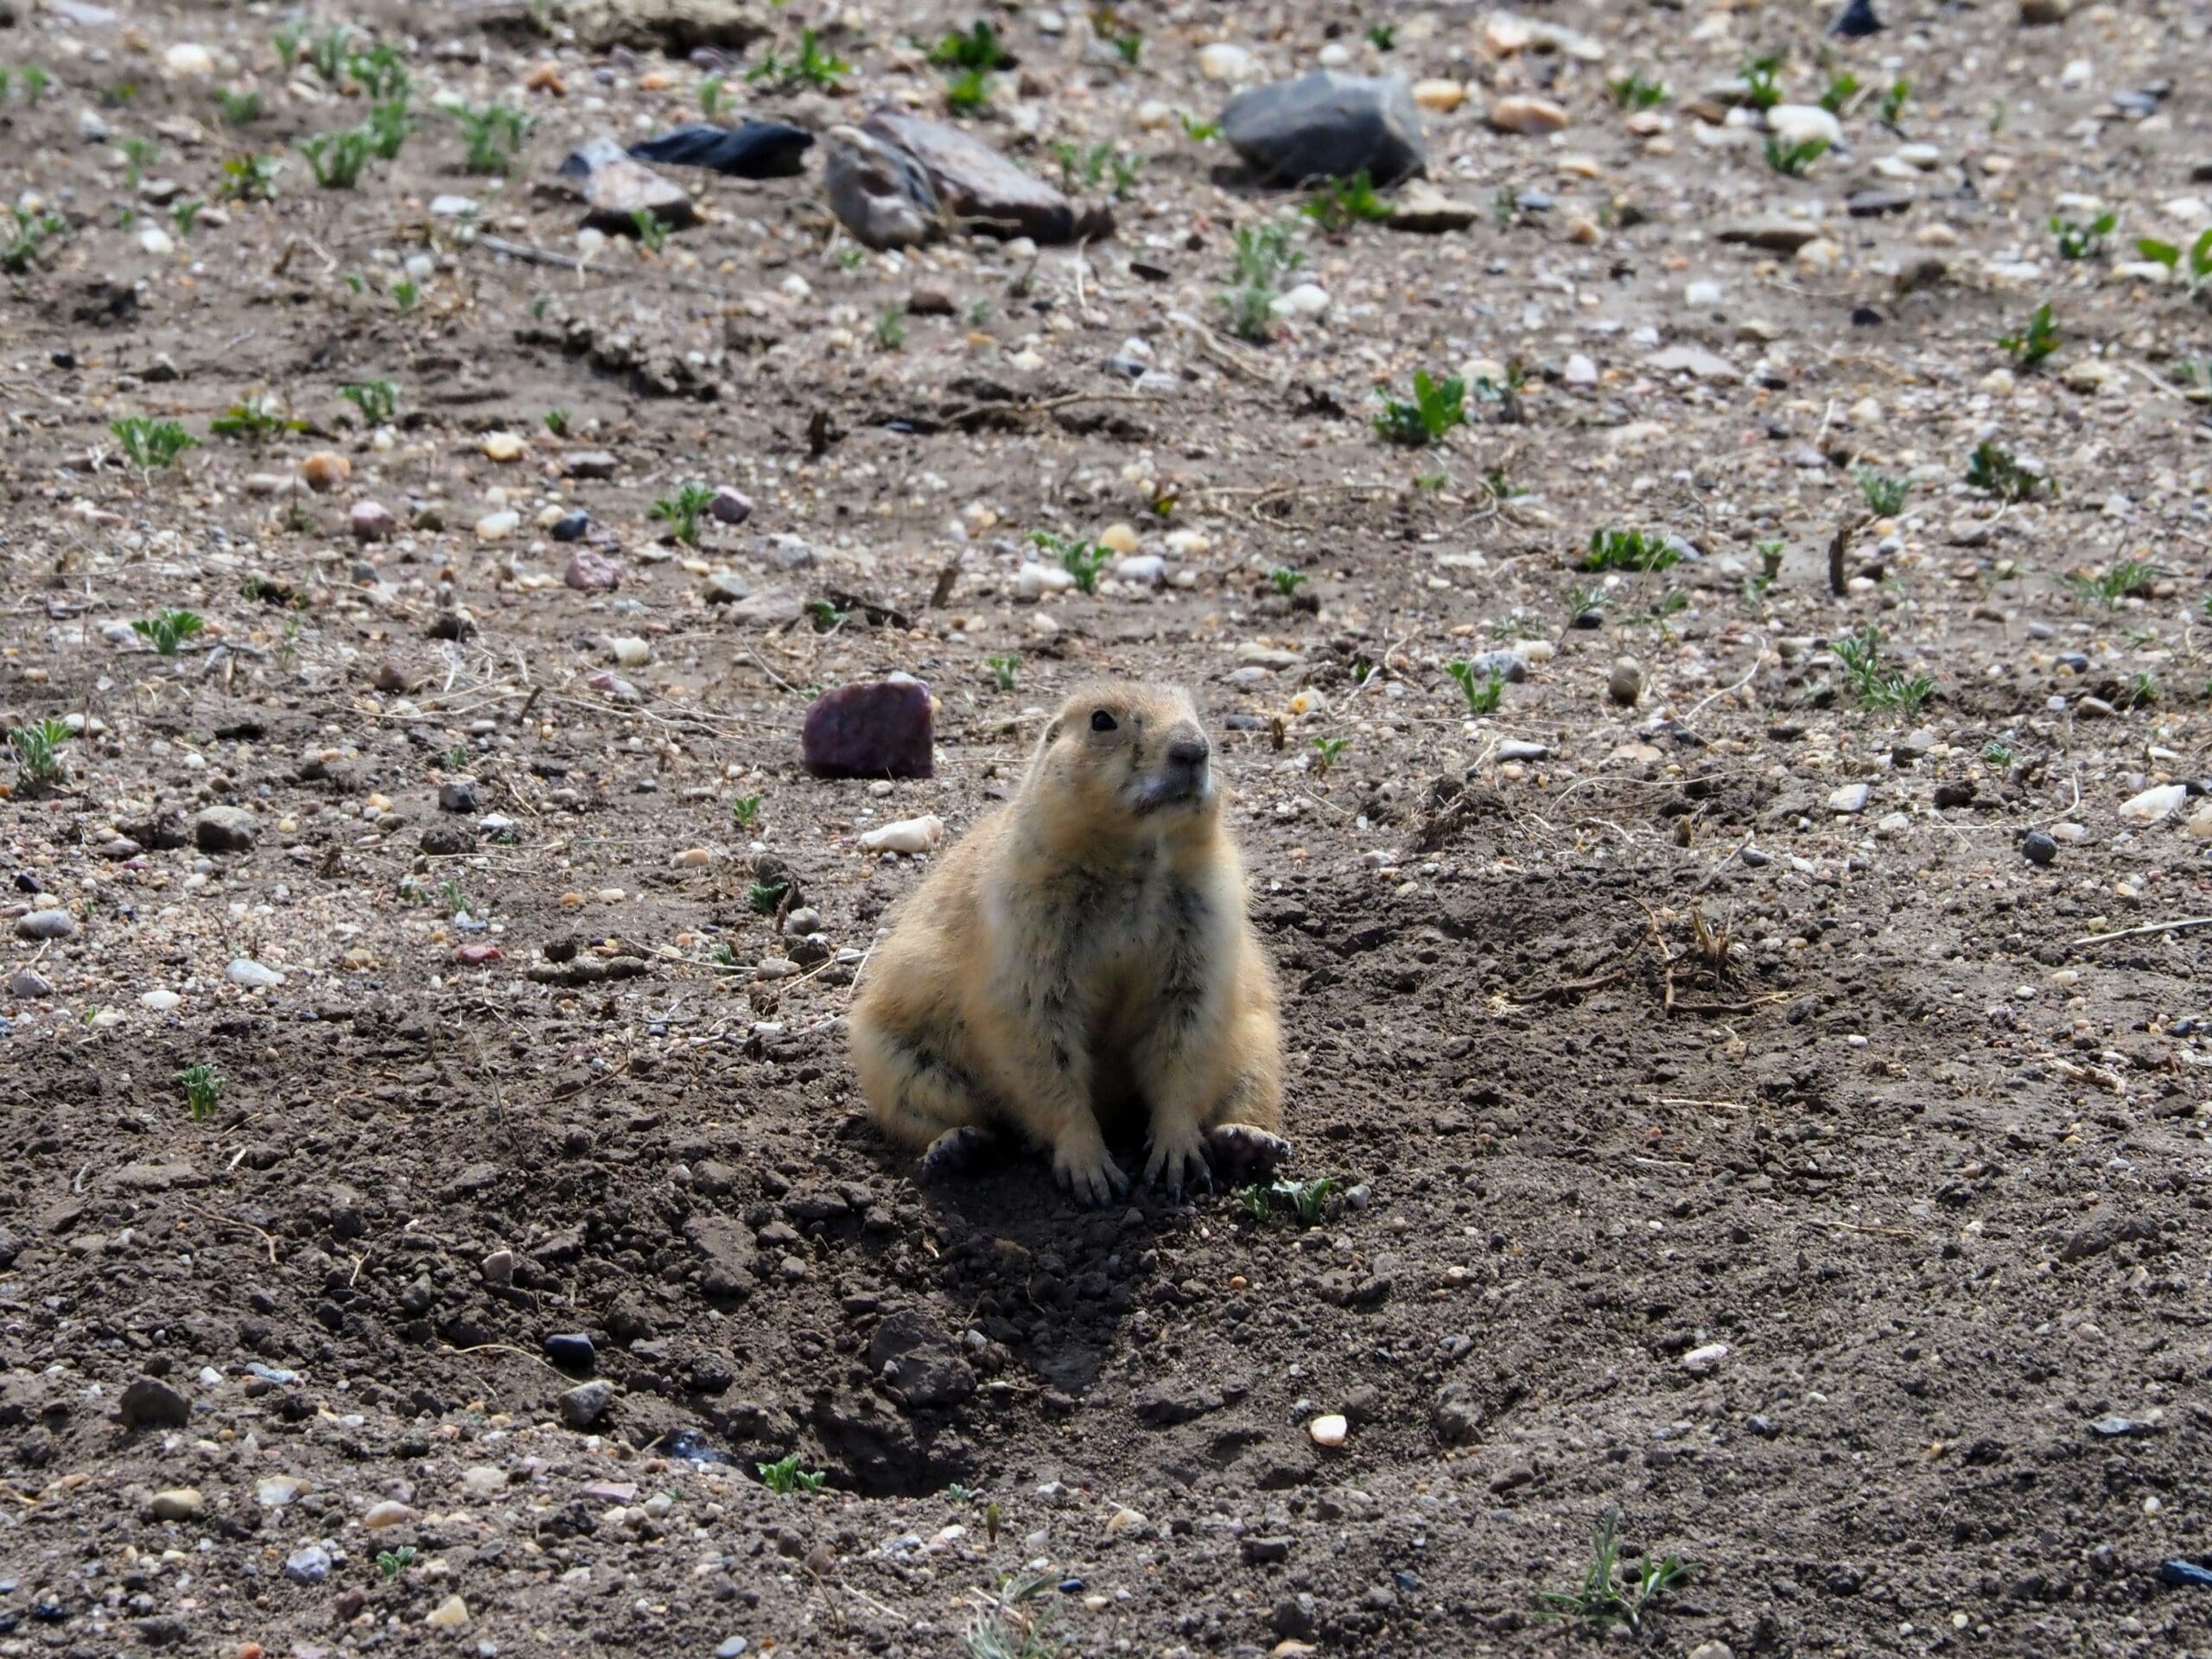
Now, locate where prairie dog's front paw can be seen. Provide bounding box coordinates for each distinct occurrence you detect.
[1051,1133,1129,1207]
[1143,1118,1212,1198]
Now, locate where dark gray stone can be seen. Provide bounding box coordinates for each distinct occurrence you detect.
[802,679,934,779]
[192,805,257,854]
[118,1376,191,1429]
[1220,71,1426,188]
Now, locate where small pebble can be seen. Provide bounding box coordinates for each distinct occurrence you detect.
[1309,1414,1348,1448]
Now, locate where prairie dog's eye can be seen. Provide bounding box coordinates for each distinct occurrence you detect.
[1090,709,1117,733]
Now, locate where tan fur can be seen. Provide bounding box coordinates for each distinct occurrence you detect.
[850,681,1282,1204]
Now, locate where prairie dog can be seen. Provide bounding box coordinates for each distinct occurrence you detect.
[851,681,1287,1205]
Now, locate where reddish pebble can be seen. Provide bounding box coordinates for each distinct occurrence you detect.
[454,944,504,967]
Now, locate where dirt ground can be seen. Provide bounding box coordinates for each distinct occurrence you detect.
[4,0,2212,1655]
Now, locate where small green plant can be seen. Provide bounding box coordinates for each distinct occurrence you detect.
[219,153,282,200]
[2124,671,2159,709]
[810,599,848,632]
[543,408,572,437]
[347,43,410,99]
[1832,624,1934,714]
[1179,114,1221,143]
[1982,741,2014,770]
[1032,531,1109,594]
[1878,78,1910,127]
[756,1454,826,1496]
[340,380,398,426]
[2051,212,2114,261]
[1268,567,1308,597]
[1236,1183,1275,1224]
[304,26,354,86]
[1741,54,1783,112]
[943,66,991,114]
[111,416,198,472]
[19,63,51,105]
[963,1567,1062,1659]
[731,794,762,830]
[1217,222,1301,345]
[1302,169,1391,232]
[133,609,207,656]
[375,1547,419,1578]
[1373,371,1467,447]
[931,21,1010,71]
[210,399,302,442]
[1964,441,2050,502]
[1445,660,1505,716]
[298,127,372,189]
[119,136,159,190]
[1818,71,1861,115]
[365,98,414,161]
[1366,22,1396,49]
[217,87,263,125]
[874,304,908,351]
[698,72,728,119]
[391,278,421,313]
[1610,73,1669,110]
[2134,227,2212,296]
[1310,735,1346,777]
[2,207,67,275]
[1764,135,1827,177]
[1485,467,1528,500]
[986,653,1019,692]
[169,198,204,236]
[1563,582,1608,619]
[1855,467,1910,517]
[1627,589,1692,633]
[1581,528,1679,573]
[1996,302,2058,370]
[1536,1510,1691,1632]
[1096,7,1142,66]
[631,207,671,252]
[747,29,849,92]
[176,1063,226,1122]
[453,102,531,174]
[1274,1177,1336,1228]
[651,483,716,546]
[8,718,72,788]
[1472,363,1531,423]
[1745,538,1785,601]
[2062,558,2158,609]
[1052,141,1138,199]
[748,877,790,917]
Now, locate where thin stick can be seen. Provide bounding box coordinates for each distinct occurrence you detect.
[179,1200,279,1266]
[2069,916,2212,947]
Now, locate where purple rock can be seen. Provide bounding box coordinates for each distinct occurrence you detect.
[803,679,934,779]
[709,486,753,526]
[564,547,622,591]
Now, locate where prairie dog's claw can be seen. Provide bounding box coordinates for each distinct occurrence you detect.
[917,1125,995,1180]
[1143,1126,1213,1199]
[1052,1139,1128,1207]
[1206,1123,1293,1188]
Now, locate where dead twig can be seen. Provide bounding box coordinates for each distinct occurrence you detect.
[178,1200,280,1266]
[2069,916,2212,948]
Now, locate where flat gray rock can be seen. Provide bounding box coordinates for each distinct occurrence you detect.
[868,112,1113,245]
[1220,71,1426,188]
[823,123,942,251]
[1644,344,1742,383]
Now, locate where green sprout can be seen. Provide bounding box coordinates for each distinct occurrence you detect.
[347,43,410,99]
[219,153,282,200]
[1032,531,1109,594]
[20,64,53,104]
[210,399,302,442]
[1581,529,1680,573]
[376,1547,419,1578]
[1274,1177,1336,1228]
[298,127,372,188]
[2051,213,2115,261]
[111,417,198,472]
[1878,78,1910,127]
[1535,1510,1692,1633]
[1741,54,1783,112]
[1818,71,1861,115]
[986,653,1019,692]
[756,1455,824,1495]
[170,198,204,236]
[1302,169,1391,232]
[2134,228,2212,296]
[340,380,398,426]
[303,26,354,85]
[453,102,531,174]
[1217,222,1300,345]
[651,483,716,546]
[119,136,158,190]
[747,877,789,915]
[1310,736,1346,777]
[1179,114,1221,143]
[543,408,573,437]
[1995,302,2058,369]
[365,98,414,161]
[631,207,671,252]
[1855,468,1910,516]
[391,278,419,313]
[8,718,73,788]
[1373,371,1467,447]
[874,304,907,351]
[963,1567,1062,1659]
[133,609,207,656]
[2,207,67,275]
[2061,558,2158,610]
[1610,74,1669,110]
[1764,136,1828,177]
[1366,23,1396,49]
[1268,568,1308,597]
[943,66,992,114]
[1964,442,2050,502]
[731,794,762,830]
[1445,661,1505,716]
[1831,624,1934,714]
[217,87,264,125]
[176,1063,226,1122]
[747,29,849,92]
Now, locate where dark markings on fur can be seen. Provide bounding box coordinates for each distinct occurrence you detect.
[1152,879,1212,1033]
[1051,1041,1071,1071]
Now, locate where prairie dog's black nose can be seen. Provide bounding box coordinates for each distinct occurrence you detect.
[1168,735,1211,768]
